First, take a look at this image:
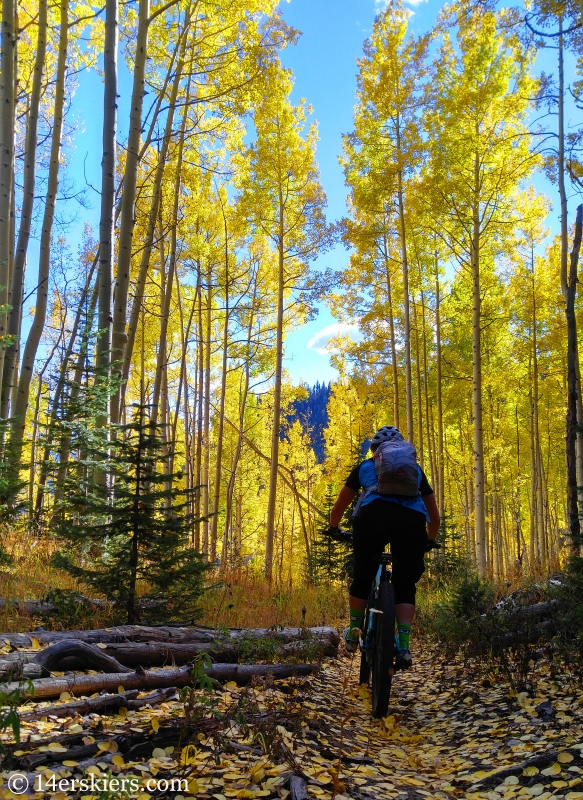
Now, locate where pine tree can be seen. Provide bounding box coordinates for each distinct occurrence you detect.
[312,485,352,586]
[51,404,208,624]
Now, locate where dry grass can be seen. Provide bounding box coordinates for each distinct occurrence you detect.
[0,529,348,632]
[199,571,348,630]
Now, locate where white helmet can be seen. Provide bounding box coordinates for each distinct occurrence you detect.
[370,425,404,451]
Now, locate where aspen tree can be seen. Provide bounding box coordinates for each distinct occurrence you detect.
[95,0,119,432]
[0,0,15,393]
[235,66,329,582]
[426,4,538,573]
[344,0,429,443]
[11,0,68,462]
[1,0,48,417]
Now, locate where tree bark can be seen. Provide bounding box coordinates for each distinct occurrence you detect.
[1,0,47,417]
[566,204,583,550]
[265,204,286,582]
[0,0,15,395]
[472,152,487,575]
[212,200,231,563]
[384,237,399,428]
[11,0,68,463]
[111,0,150,424]
[435,260,445,515]
[3,663,320,700]
[120,39,186,412]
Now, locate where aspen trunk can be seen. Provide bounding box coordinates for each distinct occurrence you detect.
[413,299,424,468]
[11,0,68,462]
[151,98,187,425]
[120,42,186,411]
[111,0,150,424]
[396,168,413,442]
[1,0,47,417]
[194,266,203,550]
[0,0,15,394]
[566,205,583,550]
[421,290,435,491]
[435,261,445,515]
[222,274,257,564]
[212,202,231,564]
[472,153,487,575]
[265,208,285,583]
[383,240,399,428]
[96,0,118,407]
[202,268,212,556]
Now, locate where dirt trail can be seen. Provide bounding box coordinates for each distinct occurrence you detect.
[304,650,583,800]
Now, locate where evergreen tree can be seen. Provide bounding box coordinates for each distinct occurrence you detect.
[51,404,208,624]
[312,484,352,586]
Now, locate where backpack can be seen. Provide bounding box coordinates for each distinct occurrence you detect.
[372,439,420,497]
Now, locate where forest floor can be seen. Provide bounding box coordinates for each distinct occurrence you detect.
[1,641,582,800]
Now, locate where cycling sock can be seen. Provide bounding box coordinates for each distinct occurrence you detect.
[397,623,411,650]
[348,609,365,639]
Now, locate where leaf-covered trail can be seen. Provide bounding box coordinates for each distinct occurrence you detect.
[307,650,583,800]
[1,647,583,800]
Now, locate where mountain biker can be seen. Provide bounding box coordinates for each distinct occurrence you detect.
[326,425,440,669]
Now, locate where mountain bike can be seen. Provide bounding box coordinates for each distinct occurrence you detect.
[330,529,440,718]
[358,540,441,717]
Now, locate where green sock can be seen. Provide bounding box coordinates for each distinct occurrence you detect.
[398,623,411,650]
[348,609,365,639]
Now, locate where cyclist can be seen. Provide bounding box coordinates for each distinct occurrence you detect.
[326,425,440,669]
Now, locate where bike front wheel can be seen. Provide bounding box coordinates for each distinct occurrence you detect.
[371,579,395,718]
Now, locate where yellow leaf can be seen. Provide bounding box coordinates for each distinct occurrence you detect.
[69,724,83,733]
[97,740,118,753]
[180,745,198,765]
[542,763,562,776]
[47,743,67,753]
[236,792,255,799]
[118,707,127,718]
[112,755,124,767]
[30,636,41,651]
[186,778,200,795]
[62,760,79,767]
[86,765,101,775]
[96,643,108,650]
[151,717,160,733]
[559,752,575,763]
[152,748,166,759]
[224,681,238,690]
[523,766,539,776]
[553,781,569,788]
[59,692,71,702]
[118,685,125,693]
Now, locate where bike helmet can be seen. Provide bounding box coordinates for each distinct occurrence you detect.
[370,425,404,452]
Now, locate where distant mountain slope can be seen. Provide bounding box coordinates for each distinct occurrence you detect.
[288,382,331,463]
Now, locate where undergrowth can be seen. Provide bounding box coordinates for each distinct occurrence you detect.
[417,555,583,692]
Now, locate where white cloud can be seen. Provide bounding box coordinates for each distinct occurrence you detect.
[307,323,359,355]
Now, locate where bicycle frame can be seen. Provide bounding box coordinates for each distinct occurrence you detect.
[361,551,402,659]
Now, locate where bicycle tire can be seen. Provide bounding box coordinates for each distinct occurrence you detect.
[359,649,370,685]
[371,579,395,718]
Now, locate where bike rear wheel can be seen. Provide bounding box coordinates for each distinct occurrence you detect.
[371,579,395,718]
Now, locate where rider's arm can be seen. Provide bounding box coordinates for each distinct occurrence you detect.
[330,486,357,527]
[424,493,440,540]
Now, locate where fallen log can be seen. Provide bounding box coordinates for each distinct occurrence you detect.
[19,686,177,722]
[3,662,319,700]
[289,776,311,800]
[33,640,132,676]
[0,624,339,650]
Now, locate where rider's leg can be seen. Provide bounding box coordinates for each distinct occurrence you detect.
[348,506,387,648]
[348,596,366,642]
[395,604,414,650]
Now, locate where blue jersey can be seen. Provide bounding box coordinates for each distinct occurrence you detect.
[348,458,430,521]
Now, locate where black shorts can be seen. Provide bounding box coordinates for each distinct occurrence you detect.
[349,499,427,605]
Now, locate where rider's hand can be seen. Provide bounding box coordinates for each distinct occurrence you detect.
[425,538,441,553]
[326,526,352,542]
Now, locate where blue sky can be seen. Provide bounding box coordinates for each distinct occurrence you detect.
[279,0,446,386]
[49,0,573,388]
